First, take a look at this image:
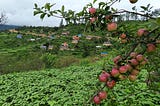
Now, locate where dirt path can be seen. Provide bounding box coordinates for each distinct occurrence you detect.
[9,29,47,37]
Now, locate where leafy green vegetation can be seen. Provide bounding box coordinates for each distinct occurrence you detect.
[1,0,160,105]
[0,18,159,105]
[0,66,159,105]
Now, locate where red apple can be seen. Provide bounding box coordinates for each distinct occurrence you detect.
[120,33,126,39]
[140,58,148,65]
[137,29,147,37]
[111,68,120,77]
[113,55,121,64]
[107,22,117,31]
[89,8,96,14]
[102,71,110,78]
[129,0,138,4]
[119,74,127,80]
[90,17,97,23]
[147,43,156,52]
[105,15,113,20]
[106,80,116,89]
[119,66,128,73]
[125,64,133,71]
[128,75,137,81]
[131,69,139,75]
[98,91,107,100]
[143,30,149,36]
[136,54,144,62]
[93,96,101,104]
[121,39,127,43]
[129,59,139,66]
[99,71,110,82]
[99,74,107,82]
[130,52,137,58]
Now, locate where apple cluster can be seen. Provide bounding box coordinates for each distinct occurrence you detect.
[93,90,107,104]
[93,26,158,104]
[89,7,114,24]
[89,8,97,24]
[93,52,149,104]
[112,52,148,81]
[137,28,156,52]
[120,33,127,43]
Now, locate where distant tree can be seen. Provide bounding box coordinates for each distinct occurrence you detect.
[140,4,153,21]
[152,8,160,17]
[0,12,7,25]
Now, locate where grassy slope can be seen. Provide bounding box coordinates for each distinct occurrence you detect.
[0,20,160,105]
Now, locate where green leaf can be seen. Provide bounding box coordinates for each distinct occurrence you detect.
[56,10,61,13]
[99,2,106,9]
[111,7,116,12]
[48,101,57,106]
[61,5,65,12]
[34,3,38,8]
[47,14,51,17]
[87,3,92,8]
[93,0,97,4]
[33,11,42,16]
[140,6,147,11]
[156,17,160,26]
[50,11,57,15]
[105,6,110,11]
[44,3,50,11]
[50,3,56,8]
[132,6,136,10]
[40,13,46,19]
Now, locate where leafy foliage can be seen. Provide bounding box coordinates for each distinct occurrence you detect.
[0,66,159,105]
[1,0,160,105]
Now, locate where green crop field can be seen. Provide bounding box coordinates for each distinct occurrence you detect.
[0,65,160,106]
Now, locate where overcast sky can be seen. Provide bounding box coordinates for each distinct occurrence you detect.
[0,0,159,27]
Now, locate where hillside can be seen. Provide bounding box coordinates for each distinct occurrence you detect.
[0,23,115,74]
[0,25,21,31]
[0,20,160,105]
